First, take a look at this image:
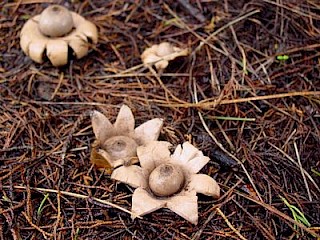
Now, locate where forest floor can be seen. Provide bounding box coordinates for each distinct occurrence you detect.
[1,0,320,239]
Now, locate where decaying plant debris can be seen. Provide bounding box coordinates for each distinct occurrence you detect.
[1,0,320,239]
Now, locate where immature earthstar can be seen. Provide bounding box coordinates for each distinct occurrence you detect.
[141,42,189,70]
[20,5,98,66]
[91,105,163,172]
[111,141,220,224]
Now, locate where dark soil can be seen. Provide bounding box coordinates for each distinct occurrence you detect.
[1,0,320,239]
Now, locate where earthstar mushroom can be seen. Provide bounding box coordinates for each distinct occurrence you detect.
[90,105,163,173]
[111,141,220,224]
[20,5,98,66]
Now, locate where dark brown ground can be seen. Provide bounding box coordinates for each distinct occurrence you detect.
[1,0,320,239]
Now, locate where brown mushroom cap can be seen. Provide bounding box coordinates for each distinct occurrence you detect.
[39,5,74,37]
[148,163,185,197]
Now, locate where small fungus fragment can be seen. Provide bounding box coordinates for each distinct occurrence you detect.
[141,42,189,70]
[20,5,98,66]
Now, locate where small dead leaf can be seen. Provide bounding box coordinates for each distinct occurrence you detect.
[90,141,113,174]
[83,175,93,186]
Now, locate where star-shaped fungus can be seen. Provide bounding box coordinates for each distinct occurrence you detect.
[111,141,220,224]
[20,5,98,66]
[91,105,163,173]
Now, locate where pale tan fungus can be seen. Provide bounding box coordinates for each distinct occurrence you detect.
[90,105,163,171]
[39,5,74,37]
[148,163,185,197]
[141,42,189,70]
[111,141,220,224]
[103,136,138,161]
[20,5,98,66]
